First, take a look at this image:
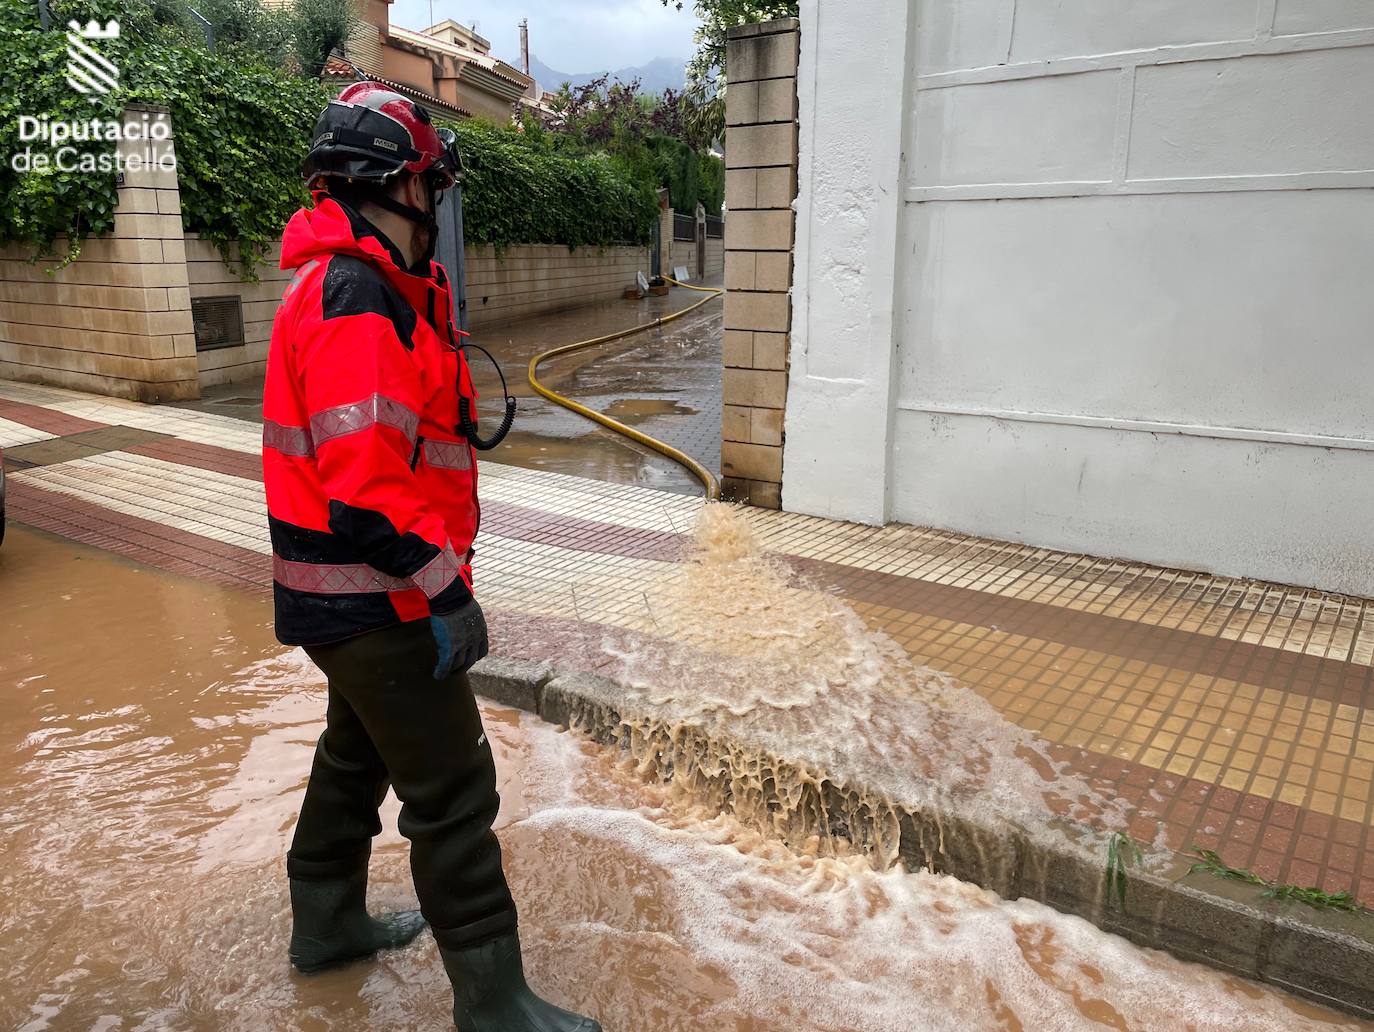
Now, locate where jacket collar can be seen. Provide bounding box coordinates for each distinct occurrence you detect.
[280,194,449,314]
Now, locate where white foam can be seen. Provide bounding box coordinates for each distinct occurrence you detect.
[3,644,1357,1032]
[592,503,1136,865]
[497,709,1364,1032]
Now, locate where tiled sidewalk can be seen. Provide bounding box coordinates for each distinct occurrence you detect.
[2,379,1372,907]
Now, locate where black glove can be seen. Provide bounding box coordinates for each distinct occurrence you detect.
[430,598,488,680]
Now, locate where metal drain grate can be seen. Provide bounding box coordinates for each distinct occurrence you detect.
[191,295,245,351]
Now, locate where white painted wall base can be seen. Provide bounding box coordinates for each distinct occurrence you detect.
[892,409,1374,596]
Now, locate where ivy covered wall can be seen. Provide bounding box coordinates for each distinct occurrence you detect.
[0,0,657,273]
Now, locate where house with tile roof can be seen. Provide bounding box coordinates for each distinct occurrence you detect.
[333,4,535,122]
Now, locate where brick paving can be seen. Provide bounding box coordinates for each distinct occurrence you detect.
[3,378,1372,908]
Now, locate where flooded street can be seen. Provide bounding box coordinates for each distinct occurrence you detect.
[178,290,724,497]
[473,294,724,495]
[1,525,1368,1031]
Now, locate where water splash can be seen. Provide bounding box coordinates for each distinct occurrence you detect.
[501,712,1365,1032]
[589,503,1136,871]
[2,616,1361,1031]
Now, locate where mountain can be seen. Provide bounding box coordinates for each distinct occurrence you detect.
[524,54,688,96]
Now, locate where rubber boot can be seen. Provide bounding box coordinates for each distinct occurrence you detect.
[288,871,428,973]
[440,933,601,1031]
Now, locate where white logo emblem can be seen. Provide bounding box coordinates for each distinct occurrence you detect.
[65,19,120,99]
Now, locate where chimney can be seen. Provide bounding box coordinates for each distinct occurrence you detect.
[519,18,529,75]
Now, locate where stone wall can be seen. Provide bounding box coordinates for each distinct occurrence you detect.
[704,235,724,279]
[463,244,652,331]
[668,238,696,276]
[0,107,199,402]
[720,19,799,508]
[185,236,292,389]
[657,197,724,282]
[180,239,655,380]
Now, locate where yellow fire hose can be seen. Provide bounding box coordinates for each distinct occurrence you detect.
[526,276,724,500]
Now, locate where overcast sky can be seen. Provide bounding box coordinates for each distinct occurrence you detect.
[388,0,699,74]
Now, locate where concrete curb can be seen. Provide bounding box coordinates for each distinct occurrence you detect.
[468,656,1374,1019]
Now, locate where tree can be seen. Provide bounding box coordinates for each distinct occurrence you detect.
[548,74,653,151]
[544,76,726,216]
[289,0,358,79]
[661,1,797,144]
[663,0,797,95]
[116,0,355,78]
[185,0,295,63]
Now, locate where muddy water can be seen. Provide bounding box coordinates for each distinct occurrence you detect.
[593,504,1149,870]
[0,525,1367,1031]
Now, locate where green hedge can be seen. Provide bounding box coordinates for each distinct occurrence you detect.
[644,136,723,218]
[130,45,326,272]
[0,0,657,272]
[0,0,324,270]
[450,120,657,252]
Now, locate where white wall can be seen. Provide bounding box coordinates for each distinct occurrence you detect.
[787,0,1374,595]
[785,0,912,524]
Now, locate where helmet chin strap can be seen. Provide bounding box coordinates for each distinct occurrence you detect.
[367,187,439,271]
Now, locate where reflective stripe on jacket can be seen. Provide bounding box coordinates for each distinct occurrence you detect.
[262,194,480,646]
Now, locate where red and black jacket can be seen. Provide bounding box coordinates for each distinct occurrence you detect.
[263,195,480,645]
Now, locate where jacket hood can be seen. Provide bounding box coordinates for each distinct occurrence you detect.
[280,195,444,290]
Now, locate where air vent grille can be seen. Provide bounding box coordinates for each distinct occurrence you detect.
[191,295,245,351]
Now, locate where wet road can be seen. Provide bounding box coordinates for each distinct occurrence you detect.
[181,287,724,497]
[2,525,1369,1031]
[471,289,723,496]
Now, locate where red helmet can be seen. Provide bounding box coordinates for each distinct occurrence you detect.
[302,81,462,189]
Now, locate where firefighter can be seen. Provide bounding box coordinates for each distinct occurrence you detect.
[262,81,600,1032]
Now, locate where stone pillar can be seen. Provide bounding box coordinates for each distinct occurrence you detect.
[695,201,706,279]
[656,188,672,278]
[113,105,199,401]
[720,17,799,509]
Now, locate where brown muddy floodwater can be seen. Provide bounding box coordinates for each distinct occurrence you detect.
[0,525,1368,1031]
